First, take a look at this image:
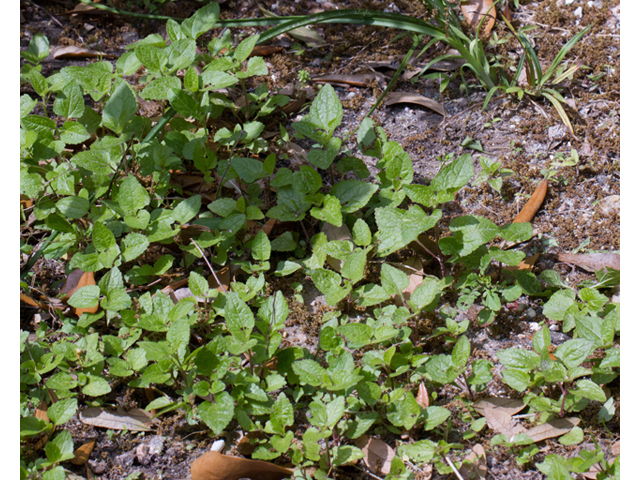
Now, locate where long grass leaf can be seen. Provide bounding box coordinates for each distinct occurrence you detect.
[542,91,573,134]
[541,25,591,85]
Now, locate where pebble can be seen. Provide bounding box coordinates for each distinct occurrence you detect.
[211,439,226,452]
[548,125,567,141]
[525,308,537,319]
[346,92,356,100]
[597,195,620,217]
[574,6,583,18]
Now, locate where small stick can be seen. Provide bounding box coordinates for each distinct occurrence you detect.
[190,239,228,293]
[26,0,65,29]
[445,456,464,480]
[353,465,384,480]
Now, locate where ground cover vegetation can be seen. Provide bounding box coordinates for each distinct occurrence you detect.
[20,1,620,479]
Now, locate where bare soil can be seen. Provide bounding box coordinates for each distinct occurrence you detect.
[20,0,620,479]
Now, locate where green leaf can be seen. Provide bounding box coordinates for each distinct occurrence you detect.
[554,338,594,368]
[47,398,78,426]
[381,264,409,297]
[60,121,91,145]
[310,195,343,227]
[102,82,137,134]
[225,292,254,342]
[45,430,74,464]
[431,154,474,191]
[331,180,379,213]
[168,88,199,118]
[55,196,89,220]
[189,271,209,297]
[452,335,470,367]
[82,374,112,396]
[497,347,540,372]
[251,230,271,261]
[342,249,366,283]
[375,206,442,257]
[242,56,268,77]
[500,222,534,243]
[234,34,260,63]
[173,195,201,225]
[423,406,451,431]
[404,184,436,208]
[500,369,531,392]
[29,69,48,97]
[93,223,116,251]
[140,76,182,100]
[121,233,150,262]
[308,83,343,134]
[572,379,606,402]
[20,94,38,119]
[351,218,371,247]
[68,285,100,309]
[489,247,526,266]
[532,325,551,356]
[270,393,294,434]
[117,175,150,214]
[198,392,234,435]
[292,359,326,386]
[311,268,351,305]
[24,32,50,63]
[271,231,297,251]
[558,426,584,446]
[181,2,220,40]
[449,215,500,256]
[202,70,238,89]
[53,81,85,119]
[409,276,444,311]
[166,38,197,72]
[536,454,572,480]
[231,157,265,183]
[338,323,373,348]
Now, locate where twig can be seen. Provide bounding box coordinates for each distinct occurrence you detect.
[190,239,228,293]
[353,465,385,480]
[445,456,464,480]
[26,0,65,29]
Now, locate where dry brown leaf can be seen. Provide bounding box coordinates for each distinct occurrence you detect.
[460,0,496,35]
[513,179,548,224]
[191,450,293,480]
[384,92,445,116]
[35,398,49,422]
[504,254,540,272]
[53,46,118,59]
[355,435,395,475]
[261,218,278,237]
[525,417,580,442]
[249,46,283,58]
[21,292,45,309]
[20,194,33,209]
[71,439,96,465]
[459,444,487,480]
[282,90,307,115]
[311,73,382,87]
[59,3,108,16]
[79,407,152,432]
[417,382,430,408]
[557,253,620,272]
[208,266,231,293]
[473,397,526,416]
[484,405,526,437]
[237,431,267,456]
[611,440,620,456]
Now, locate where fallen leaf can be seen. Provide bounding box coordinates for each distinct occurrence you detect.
[311,73,382,87]
[191,450,293,480]
[21,292,46,309]
[208,267,231,294]
[261,218,278,237]
[557,253,620,272]
[20,194,33,209]
[35,398,49,422]
[71,439,96,465]
[460,0,496,35]
[473,397,526,416]
[79,407,152,432]
[459,444,487,480]
[484,405,526,437]
[59,3,109,16]
[355,435,395,475]
[525,417,580,442]
[611,440,620,456]
[513,179,548,224]
[249,46,283,57]
[53,46,118,59]
[384,92,445,116]
[237,431,267,456]
[282,90,307,115]
[417,382,430,408]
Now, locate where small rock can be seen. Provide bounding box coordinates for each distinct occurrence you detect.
[548,125,567,141]
[211,439,226,452]
[136,443,150,466]
[115,451,135,468]
[525,308,537,319]
[148,436,165,456]
[597,195,620,217]
[346,91,356,100]
[529,322,541,331]
[574,6,583,18]
[88,459,107,475]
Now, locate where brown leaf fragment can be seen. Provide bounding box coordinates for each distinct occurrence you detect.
[191,450,293,480]
[53,46,118,59]
[58,3,109,16]
[610,440,620,456]
[71,439,96,465]
[260,218,278,237]
[484,405,526,437]
[392,255,424,306]
[473,397,526,416]
[237,431,267,456]
[557,253,620,272]
[460,0,496,35]
[35,398,49,422]
[384,92,445,116]
[311,73,381,88]
[513,179,548,224]
[525,417,580,442]
[60,270,99,316]
[417,382,430,408]
[249,46,283,58]
[459,444,487,480]
[208,266,231,293]
[355,435,395,475]
[21,292,46,309]
[79,407,152,432]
